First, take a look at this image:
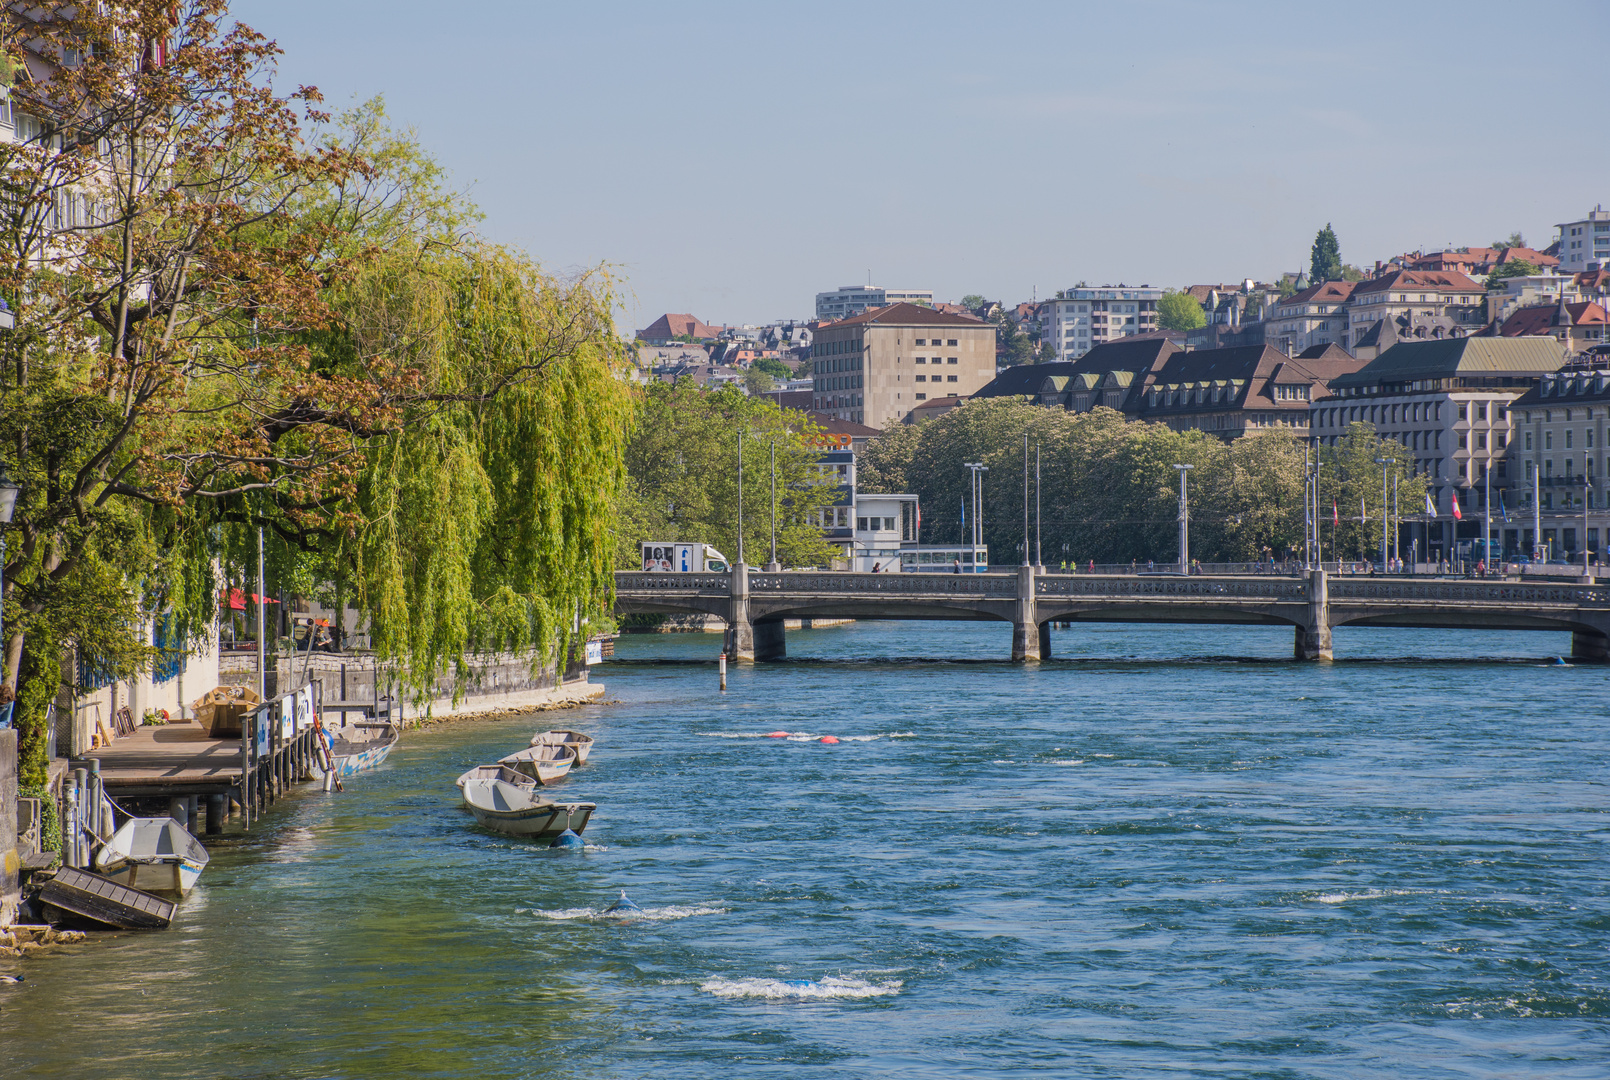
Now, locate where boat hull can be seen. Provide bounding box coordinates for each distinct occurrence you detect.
[529,730,593,765]
[328,724,400,777]
[93,817,210,897]
[497,743,576,785]
[96,858,205,897]
[461,776,593,838]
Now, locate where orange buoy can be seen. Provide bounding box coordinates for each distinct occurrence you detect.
[767,731,790,738]
[819,736,839,744]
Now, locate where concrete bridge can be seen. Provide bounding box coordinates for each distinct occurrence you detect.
[614,567,1610,662]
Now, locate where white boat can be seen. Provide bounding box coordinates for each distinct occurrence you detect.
[460,775,595,838]
[93,817,210,896]
[455,763,529,791]
[328,721,400,777]
[529,729,594,765]
[497,742,577,785]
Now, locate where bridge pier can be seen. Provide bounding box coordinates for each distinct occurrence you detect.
[1571,629,1609,662]
[754,619,787,661]
[1012,565,1041,662]
[1038,621,1052,660]
[1294,568,1332,661]
[727,562,754,662]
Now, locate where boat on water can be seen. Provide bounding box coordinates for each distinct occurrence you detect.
[92,817,211,896]
[529,729,593,765]
[454,763,529,791]
[327,721,400,778]
[460,774,595,838]
[497,742,577,785]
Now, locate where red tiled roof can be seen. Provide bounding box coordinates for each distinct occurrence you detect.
[1279,280,1355,308]
[638,312,721,340]
[824,302,992,329]
[1352,269,1482,296]
[1500,301,1609,337]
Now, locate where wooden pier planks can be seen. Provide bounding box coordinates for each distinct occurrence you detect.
[36,866,175,929]
[92,724,245,796]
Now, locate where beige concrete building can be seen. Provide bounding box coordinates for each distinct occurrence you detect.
[810,303,995,429]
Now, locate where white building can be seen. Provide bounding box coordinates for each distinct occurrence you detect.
[1487,273,1584,324]
[1038,286,1162,361]
[851,493,919,571]
[1555,205,1610,273]
[815,285,933,322]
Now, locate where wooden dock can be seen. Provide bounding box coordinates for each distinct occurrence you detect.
[87,695,326,831]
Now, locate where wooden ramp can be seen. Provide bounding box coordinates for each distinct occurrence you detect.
[36,866,175,929]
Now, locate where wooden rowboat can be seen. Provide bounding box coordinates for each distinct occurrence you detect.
[92,817,210,896]
[328,721,400,778]
[529,729,593,765]
[497,742,577,785]
[455,763,528,791]
[460,775,595,838]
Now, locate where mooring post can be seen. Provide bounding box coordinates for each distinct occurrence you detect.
[1295,568,1333,661]
[1012,563,1041,662]
[718,651,727,692]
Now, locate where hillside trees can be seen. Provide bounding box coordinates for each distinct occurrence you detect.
[1311,224,1343,283]
[1157,290,1206,331]
[617,382,838,569]
[856,400,1426,566]
[0,2,631,781]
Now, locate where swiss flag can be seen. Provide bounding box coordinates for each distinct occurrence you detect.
[1451,495,1462,521]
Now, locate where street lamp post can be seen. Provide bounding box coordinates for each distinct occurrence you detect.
[1035,442,1043,572]
[0,465,19,697]
[1021,434,1030,567]
[768,440,778,571]
[1173,464,1194,574]
[964,462,987,571]
[1374,457,1395,572]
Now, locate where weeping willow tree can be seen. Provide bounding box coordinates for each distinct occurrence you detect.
[336,247,633,697]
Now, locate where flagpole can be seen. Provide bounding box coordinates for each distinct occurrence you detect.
[1484,456,1491,577]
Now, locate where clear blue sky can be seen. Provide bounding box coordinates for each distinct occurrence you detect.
[233,0,1608,332]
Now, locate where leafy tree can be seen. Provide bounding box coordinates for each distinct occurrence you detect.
[1484,259,1541,291]
[1491,232,1527,250]
[0,3,632,779]
[1310,224,1344,283]
[1341,264,1366,282]
[744,368,777,395]
[752,357,792,380]
[618,383,838,569]
[1157,290,1207,331]
[961,294,987,309]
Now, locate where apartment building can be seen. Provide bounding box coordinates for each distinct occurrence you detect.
[1129,344,1362,439]
[1313,337,1567,558]
[1038,285,1162,360]
[1499,299,1609,356]
[1267,281,1355,355]
[1346,270,1486,357]
[815,285,933,322]
[810,303,995,429]
[1555,205,1610,273]
[1508,367,1610,560]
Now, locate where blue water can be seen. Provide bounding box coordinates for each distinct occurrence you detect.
[5,621,1609,1078]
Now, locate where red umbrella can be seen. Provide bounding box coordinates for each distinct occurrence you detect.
[220,588,281,610]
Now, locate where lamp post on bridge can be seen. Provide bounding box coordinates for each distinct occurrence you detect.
[1374,457,1395,573]
[964,462,987,571]
[1173,464,1194,574]
[1021,433,1030,568]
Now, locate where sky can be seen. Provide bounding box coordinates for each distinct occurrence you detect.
[232,0,1609,333]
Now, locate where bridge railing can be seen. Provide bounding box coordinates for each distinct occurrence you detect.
[613,572,730,595]
[1328,579,1610,605]
[749,571,1018,597]
[1037,574,1308,601]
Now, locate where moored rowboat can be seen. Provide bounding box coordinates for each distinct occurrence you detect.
[460,775,595,838]
[529,729,593,765]
[92,817,211,896]
[455,763,529,791]
[327,721,400,778]
[497,742,577,785]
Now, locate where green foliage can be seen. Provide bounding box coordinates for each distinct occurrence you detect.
[1484,259,1541,291]
[1341,264,1366,282]
[752,357,792,380]
[961,294,987,309]
[744,368,777,395]
[1157,290,1207,331]
[854,401,1427,565]
[1491,232,1527,250]
[1311,224,1343,283]
[619,382,839,569]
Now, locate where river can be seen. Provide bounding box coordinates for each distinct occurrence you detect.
[3,621,1608,1078]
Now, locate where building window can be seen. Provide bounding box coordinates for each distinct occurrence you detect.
[1458,433,1467,449]
[915,374,926,382]
[1476,433,1487,450]
[1567,430,1574,449]
[915,356,926,364]
[948,357,958,364]
[1526,432,1534,451]
[1458,403,1468,421]
[947,339,958,346]
[1546,432,1553,450]
[915,339,926,346]
[947,374,958,382]
[915,393,926,401]
[1477,402,1488,421]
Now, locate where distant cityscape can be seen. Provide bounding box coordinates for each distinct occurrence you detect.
[630,204,1610,567]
